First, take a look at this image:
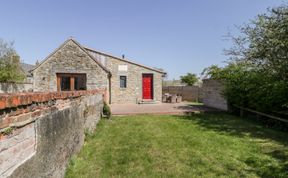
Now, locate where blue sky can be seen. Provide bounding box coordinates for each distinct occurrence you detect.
[0,0,285,79]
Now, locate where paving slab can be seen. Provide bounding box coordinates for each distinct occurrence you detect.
[111,102,220,116]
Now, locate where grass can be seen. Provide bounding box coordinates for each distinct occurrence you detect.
[189,102,204,106]
[65,114,288,178]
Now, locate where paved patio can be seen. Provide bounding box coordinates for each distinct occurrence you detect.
[111,102,219,116]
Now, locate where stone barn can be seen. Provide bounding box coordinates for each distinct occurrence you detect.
[32,39,166,104]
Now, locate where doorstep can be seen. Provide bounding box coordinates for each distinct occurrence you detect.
[138,99,159,104]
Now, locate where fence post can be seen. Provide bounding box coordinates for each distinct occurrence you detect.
[240,109,244,118]
[196,87,199,103]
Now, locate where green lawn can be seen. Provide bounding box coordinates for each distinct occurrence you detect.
[65,114,288,178]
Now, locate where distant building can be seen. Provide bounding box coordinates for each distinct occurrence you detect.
[20,63,34,83]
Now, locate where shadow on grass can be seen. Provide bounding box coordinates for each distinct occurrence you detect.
[178,113,288,178]
[175,104,220,113]
[179,113,287,145]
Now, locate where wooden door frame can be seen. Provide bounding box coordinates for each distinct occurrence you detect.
[142,73,154,100]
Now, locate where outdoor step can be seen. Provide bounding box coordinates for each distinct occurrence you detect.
[138,100,159,104]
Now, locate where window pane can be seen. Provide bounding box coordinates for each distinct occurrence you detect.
[74,74,86,90]
[120,76,127,88]
[61,77,70,91]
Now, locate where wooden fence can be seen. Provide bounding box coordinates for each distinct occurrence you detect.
[234,105,288,123]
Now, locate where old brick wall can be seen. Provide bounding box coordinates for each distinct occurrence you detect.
[162,86,201,102]
[0,90,104,178]
[202,79,228,111]
[33,40,109,92]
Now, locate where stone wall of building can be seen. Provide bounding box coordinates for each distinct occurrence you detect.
[33,40,109,92]
[86,49,164,104]
[0,82,33,93]
[202,79,228,111]
[106,57,163,104]
[0,90,104,178]
[86,48,165,104]
[32,39,164,104]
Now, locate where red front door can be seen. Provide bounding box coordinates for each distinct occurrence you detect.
[142,74,153,100]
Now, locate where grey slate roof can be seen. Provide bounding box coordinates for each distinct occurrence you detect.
[84,47,166,75]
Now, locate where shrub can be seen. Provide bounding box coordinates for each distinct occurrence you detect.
[103,102,111,119]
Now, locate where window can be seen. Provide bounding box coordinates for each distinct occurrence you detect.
[120,76,127,88]
[57,73,87,91]
[60,76,71,91]
[74,74,87,90]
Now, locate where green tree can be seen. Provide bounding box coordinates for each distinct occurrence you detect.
[202,4,288,112]
[225,5,288,81]
[180,73,198,86]
[0,39,25,82]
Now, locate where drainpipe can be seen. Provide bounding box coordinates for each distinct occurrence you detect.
[109,73,112,104]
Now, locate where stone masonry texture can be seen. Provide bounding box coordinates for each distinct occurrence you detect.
[0,90,104,178]
[32,39,164,104]
[33,40,109,92]
[0,82,33,93]
[87,49,164,104]
[202,79,228,111]
[106,57,163,104]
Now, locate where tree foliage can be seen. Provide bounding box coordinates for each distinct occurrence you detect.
[202,4,288,113]
[180,73,198,86]
[0,39,25,82]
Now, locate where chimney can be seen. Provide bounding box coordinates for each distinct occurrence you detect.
[122,54,125,59]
